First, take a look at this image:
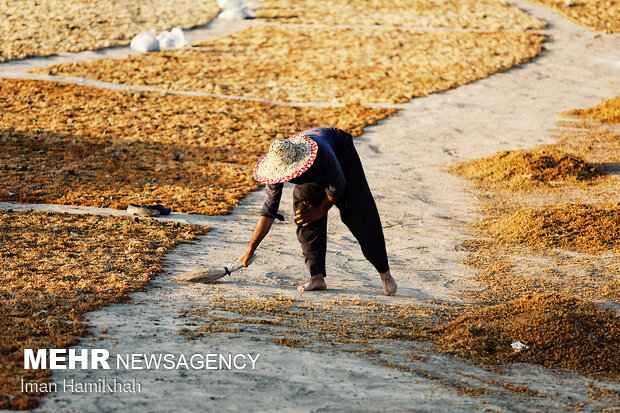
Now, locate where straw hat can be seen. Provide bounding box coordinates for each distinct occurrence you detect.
[253,132,318,184]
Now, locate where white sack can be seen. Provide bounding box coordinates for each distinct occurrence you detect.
[130,30,160,53]
[170,27,192,48]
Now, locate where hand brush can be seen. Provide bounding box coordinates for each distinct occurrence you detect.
[171,256,255,283]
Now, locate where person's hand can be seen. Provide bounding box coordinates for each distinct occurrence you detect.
[237,247,254,267]
[295,201,326,227]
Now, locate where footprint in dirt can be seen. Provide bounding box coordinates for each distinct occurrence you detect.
[441,147,457,157]
[367,144,381,154]
[265,271,297,286]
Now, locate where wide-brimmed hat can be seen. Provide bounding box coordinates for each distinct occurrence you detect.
[253,132,318,184]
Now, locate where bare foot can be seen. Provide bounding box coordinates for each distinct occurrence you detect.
[380,271,397,296]
[297,274,327,292]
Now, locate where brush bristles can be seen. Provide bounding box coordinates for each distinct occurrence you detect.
[172,269,226,283]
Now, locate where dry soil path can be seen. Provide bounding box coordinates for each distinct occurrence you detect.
[1,1,619,411]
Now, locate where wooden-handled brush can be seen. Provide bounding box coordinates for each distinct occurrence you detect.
[172,256,255,283]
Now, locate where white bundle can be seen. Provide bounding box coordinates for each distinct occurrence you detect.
[170,27,192,48]
[245,0,263,9]
[157,27,192,49]
[218,0,258,20]
[218,0,243,9]
[156,31,176,49]
[511,341,529,352]
[219,8,250,20]
[130,30,160,53]
[131,27,192,53]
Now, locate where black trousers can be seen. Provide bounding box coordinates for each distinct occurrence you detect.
[293,138,389,277]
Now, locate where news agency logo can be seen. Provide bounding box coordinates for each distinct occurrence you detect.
[21,349,261,394]
[25,349,110,370]
[24,349,260,370]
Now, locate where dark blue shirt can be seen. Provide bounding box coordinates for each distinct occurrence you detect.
[260,127,349,219]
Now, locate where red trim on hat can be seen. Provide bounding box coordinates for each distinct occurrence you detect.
[253,133,318,184]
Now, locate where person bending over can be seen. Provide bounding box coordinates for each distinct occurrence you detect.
[237,127,397,296]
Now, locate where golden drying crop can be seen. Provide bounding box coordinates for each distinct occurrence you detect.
[0,0,219,62]
[563,95,620,123]
[435,293,620,378]
[485,203,620,254]
[181,293,619,389]
[0,210,207,410]
[255,0,546,30]
[36,26,548,104]
[181,296,448,372]
[451,97,620,305]
[449,147,601,188]
[555,97,620,183]
[527,0,620,33]
[0,79,393,214]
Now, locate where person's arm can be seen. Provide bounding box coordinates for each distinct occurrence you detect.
[295,195,337,226]
[295,146,345,226]
[237,216,274,266]
[238,183,283,266]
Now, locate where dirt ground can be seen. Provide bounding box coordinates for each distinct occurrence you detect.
[0,0,619,411]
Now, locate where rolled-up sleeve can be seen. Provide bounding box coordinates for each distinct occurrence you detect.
[260,183,284,218]
[323,148,346,198]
